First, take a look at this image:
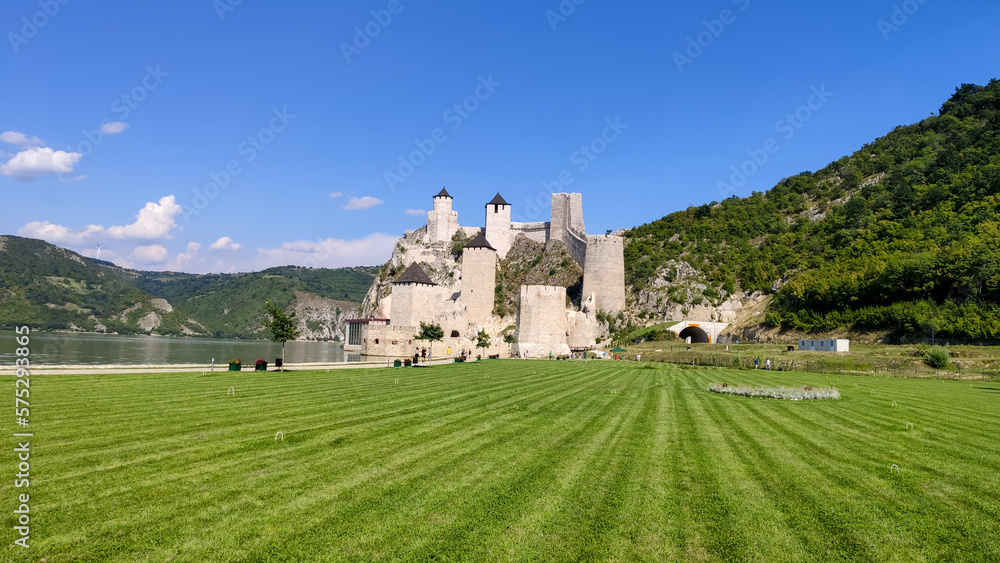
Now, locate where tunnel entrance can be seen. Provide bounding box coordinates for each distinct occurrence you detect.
[678,326,711,344]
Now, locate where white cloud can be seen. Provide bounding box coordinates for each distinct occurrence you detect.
[209,236,242,251]
[1,146,82,181]
[101,122,129,135]
[19,195,182,244]
[329,191,342,198]
[251,233,396,270]
[404,209,426,216]
[343,196,383,210]
[163,242,201,271]
[133,244,169,263]
[0,131,45,149]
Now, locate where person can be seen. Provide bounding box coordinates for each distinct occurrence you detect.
[765,358,771,370]
[636,353,641,362]
[754,358,759,369]
[447,347,451,356]
[421,348,426,362]
[549,351,553,360]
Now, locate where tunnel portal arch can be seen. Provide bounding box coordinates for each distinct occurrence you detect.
[678,326,711,344]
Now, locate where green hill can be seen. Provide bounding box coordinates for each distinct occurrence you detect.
[0,235,378,338]
[624,79,1000,341]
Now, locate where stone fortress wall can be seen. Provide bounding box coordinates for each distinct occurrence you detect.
[514,285,571,357]
[350,188,626,358]
[581,234,626,314]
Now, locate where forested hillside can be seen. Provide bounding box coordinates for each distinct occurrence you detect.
[625,79,1000,340]
[0,235,378,338]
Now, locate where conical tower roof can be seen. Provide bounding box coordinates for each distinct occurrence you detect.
[486,192,509,206]
[463,230,495,251]
[435,187,452,198]
[392,262,436,285]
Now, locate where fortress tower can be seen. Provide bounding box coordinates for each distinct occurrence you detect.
[461,231,497,325]
[514,285,571,357]
[390,262,439,328]
[550,192,588,266]
[484,193,513,258]
[427,188,459,243]
[581,234,626,314]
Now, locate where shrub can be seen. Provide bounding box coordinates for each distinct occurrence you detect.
[925,346,950,369]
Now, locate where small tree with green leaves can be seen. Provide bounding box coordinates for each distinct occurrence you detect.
[475,330,491,358]
[502,332,516,355]
[263,298,300,371]
[925,346,950,369]
[415,322,444,362]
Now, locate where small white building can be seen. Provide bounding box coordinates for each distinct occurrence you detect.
[799,339,849,352]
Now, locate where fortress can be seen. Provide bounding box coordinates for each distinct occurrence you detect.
[345,189,626,358]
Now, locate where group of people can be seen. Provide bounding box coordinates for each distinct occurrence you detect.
[753,357,772,370]
[413,347,429,364]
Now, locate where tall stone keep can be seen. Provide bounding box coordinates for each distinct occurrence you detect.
[390,262,439,328]
[515,285,571,357]
[426,188,459,243]
[484,192,513,258]
[461,231,497,325]
[550,192,588,265]
[581,234,626,314]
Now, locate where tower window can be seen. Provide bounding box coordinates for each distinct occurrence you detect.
[494,204,498,213]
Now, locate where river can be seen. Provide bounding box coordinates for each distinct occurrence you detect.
[0,331,357,366]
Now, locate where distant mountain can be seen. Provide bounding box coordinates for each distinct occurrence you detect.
[623,79,1000,341]
[0,235,378,340]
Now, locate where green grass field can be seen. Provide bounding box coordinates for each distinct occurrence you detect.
[4,361,999,561]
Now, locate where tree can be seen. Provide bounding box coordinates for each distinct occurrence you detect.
[475,330,491,358]
[415,322,444,362]
[263,298,300,371]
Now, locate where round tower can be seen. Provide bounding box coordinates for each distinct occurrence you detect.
[427,187,459,243]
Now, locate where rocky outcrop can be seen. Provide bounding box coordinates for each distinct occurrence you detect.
[291,291,359,341]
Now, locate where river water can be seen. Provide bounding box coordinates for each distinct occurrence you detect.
[0,331,354,366]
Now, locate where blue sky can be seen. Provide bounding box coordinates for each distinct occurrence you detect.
[2,0,998,273]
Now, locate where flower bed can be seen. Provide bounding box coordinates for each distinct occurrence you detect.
[708,383,840,400]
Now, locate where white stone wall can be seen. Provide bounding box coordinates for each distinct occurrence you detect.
[484,202,513,258]
[510,221,549,244]
[390,282,441,329]
[514,285,571,357]
[461,246,496,326]
[427,196,459,243]
[581,234,626,314]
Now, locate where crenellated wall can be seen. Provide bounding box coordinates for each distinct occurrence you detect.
[581,234,626,314]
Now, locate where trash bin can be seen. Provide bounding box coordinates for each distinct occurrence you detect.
[274,358,283,369]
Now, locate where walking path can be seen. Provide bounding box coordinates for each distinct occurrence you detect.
[3,358,458,376]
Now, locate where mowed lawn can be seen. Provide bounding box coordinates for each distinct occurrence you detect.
[3,361,999,562]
